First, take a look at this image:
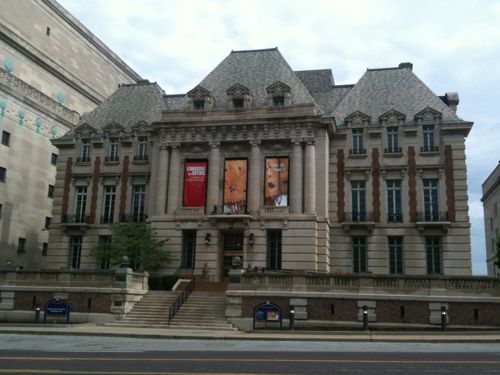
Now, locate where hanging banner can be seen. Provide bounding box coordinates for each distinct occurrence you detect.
[224,159,247,213]
[183,161,208,207]
[264,157,289,206]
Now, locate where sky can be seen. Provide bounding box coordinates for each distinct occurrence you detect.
[58,0,500,275]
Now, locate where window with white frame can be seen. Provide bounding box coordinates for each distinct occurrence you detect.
[79,139,91,162]
[132,185,146,222]
[352,237,367,273]
[101,186,116,224]
[423,178,439,221]
[422,125,436,151]
[387,179,402,222]
[74,186,87,223]
[388,237,404,274]
[69,236,82,269]
[108,138,119,161]
[426,237,442,274]
[137,136,148,160]
[351,180,366,221]
[352,129,364,154]
[386,127,400,153]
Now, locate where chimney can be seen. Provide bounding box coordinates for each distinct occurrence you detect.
[398,62,413,70]
[443,92,459,112]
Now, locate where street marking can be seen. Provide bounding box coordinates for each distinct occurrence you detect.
[0,371,274,375]
[0,356,499,364]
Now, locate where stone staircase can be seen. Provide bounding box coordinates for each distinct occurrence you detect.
[168,291,235,331]
[106,290,178,328]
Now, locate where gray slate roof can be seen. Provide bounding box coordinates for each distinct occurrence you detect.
[78,82,165,129]
[332,66,461,123]
[195,48,317,109]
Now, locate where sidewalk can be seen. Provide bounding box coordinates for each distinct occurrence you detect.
[0,323,499,342]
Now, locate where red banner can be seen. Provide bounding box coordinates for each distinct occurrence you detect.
[183,161,207,207]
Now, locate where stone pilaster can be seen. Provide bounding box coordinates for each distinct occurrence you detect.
[155,144,169,215]
[61,157,73,219]
[118,155,130,219]
[247,140,261,214]
[407,146,417,222]
[304,140,316,214]
[167,144,181,214]
[371,148,380,222]
[290,140,303,214]
[337,149,345,222]
[88,156,101,224]
[444,145,456,222]
[207,142,220,213]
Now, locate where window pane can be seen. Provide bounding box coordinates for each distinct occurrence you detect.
[267,231,282,270]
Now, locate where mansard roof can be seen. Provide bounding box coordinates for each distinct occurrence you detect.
[332,65,461,124]
[195,48,316,109]
[78,81,165,130]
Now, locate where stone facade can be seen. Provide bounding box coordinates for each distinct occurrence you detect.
[0,0,140,269]
[47,49,473,281]
[482,162,500,276]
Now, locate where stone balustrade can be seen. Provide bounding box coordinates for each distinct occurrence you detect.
[238,272,500,296]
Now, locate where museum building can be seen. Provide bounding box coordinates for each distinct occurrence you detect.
[46,48,473,281]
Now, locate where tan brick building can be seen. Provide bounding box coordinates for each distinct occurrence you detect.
[482,162,500,276]
[47,48,473,279]
[0,0,140,269]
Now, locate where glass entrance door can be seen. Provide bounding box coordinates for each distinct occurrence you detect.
[222,232,244,277]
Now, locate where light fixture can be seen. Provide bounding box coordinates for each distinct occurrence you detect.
[205,233,211,246]
[249,233,254,246]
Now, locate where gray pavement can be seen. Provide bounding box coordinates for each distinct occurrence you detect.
[0,323,499,343]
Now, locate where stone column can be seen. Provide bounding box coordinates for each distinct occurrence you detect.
[206,142,220,213]
[167,144,181,214]
[290,140,303,213]
[155,144,169,215]
[304,140,316,214]
[247,140,261,214]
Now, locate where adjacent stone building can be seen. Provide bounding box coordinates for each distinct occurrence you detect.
[47,48,473,279]
[482,162,500,276]
[0,0,140,269]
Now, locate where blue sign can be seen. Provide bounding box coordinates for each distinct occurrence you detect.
[253,303,282,329]
[44,299,71,324]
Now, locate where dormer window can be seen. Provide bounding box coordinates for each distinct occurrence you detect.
[194,99,205,110]
[273,96,285,107]
[187,85,214,111]
[266,81,292,107]
[233,98,244,108]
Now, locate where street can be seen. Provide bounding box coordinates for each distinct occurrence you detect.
[0,334,500,374]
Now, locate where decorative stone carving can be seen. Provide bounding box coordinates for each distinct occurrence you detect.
[345,111,371,128]
[379,109,406,126]
[102,122,125,137]
[415,107,442,125]
[266,81,293,106]
[74,123,97,138]
[226,83,252,109]
[187,85,214,110]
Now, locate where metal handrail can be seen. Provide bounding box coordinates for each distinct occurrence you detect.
[168,278,195,325]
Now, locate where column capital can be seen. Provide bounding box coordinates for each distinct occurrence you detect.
[306,139,315,146]
[291,139,302,147]
[209,141,220,149]
[169,142,181,150]
[249,140,261,147]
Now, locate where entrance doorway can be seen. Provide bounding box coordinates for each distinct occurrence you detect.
[222,231,244,277]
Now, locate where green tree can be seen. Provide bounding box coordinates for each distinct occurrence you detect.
[92,222,169,272]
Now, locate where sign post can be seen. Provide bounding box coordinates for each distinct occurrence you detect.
[253,303,282,330]
[44,299,71,324]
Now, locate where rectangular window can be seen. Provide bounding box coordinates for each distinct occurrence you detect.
[264,157,289,206]
[351,180,366,221]
[101,185,116,224]
[389,237,404,274]
[423,179,439,221]
[386,127,399,153]
[0,167,6,182]
[79,140,91,162]
[17,238,26,253]
[267,230,282,270]
[44,216,51,230]
[98,236,111,270]
[42,243,48,256]
[426,237,442,274]
[352,129,364,154]
[74,186,87,223]
[233,98,244,108]
[183,161,208,207]
[1,130,10,146]
[0,203,2,218]
[223,159,248,214]
[181,230,197,269]
[137,136,148,160]
[422,125,435,151]
[194,99,204,110]
[48,184,54,198]
[132,185,146,222]
[109,138,119,161]
[387,179,402,222]
[273,96,285,107]
[69,236,82,269]
[352,237,367,273]
[51,153,58,166]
